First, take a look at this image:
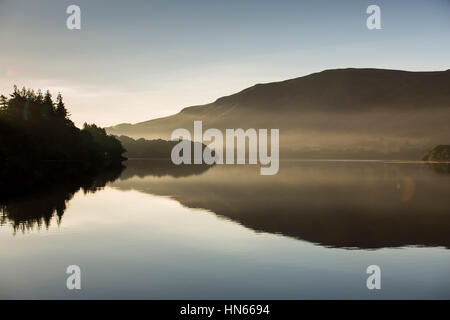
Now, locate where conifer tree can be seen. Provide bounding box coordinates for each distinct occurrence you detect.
[42,90,54,119]
[0,95,7,111]
[55,93,68,119]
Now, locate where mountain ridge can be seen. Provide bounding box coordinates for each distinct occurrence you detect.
[107,68,450,159]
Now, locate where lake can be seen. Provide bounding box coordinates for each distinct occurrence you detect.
[1,160,450,299]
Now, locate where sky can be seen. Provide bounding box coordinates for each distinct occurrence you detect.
[0,0,449,127]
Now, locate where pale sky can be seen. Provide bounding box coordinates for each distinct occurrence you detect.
[0,0,449,127]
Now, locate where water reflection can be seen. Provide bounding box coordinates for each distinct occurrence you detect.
[0,166,124,233]
[113,160,450,250]
[427,162,450,174]
[119,159,212,179]
[0,161,211,233]
[2,160,450,250]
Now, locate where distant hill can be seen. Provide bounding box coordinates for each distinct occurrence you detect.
[423,145,450,161]
[107,68,450,159]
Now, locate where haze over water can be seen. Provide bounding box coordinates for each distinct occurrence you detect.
[1,160,450,299]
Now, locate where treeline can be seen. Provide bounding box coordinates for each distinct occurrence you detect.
[117,135,209,160]
[423,145,450,161]
[0,86,126,193]
[117,135,180,159]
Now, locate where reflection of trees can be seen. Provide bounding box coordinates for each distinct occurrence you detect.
[427,162,450,174]
[119,159,212,180]
[0,165,124,234]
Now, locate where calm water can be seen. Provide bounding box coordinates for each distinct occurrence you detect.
[1,160,450,299]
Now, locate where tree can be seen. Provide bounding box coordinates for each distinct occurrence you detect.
[27,89,42,122]
[0,95,7,111]
[6,85,26,120]
[36,89,44,103]
[82,123,126,161]
[42,90,54,119]
[55,93,68,119]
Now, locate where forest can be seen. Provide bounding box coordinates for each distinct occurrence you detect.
[0,86,126,195]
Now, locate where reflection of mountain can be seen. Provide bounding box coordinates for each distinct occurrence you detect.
[107,68,450,159]
[0,166,123,233]
[112,160,450,249]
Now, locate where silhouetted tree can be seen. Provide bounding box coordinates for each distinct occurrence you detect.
[83,123,126,162]
[0,95,7,111]
[55,92,68,120]
[36,89,44,104]
[42,90,54,120]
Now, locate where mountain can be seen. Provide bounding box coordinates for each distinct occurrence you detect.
[107,68,450,159]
